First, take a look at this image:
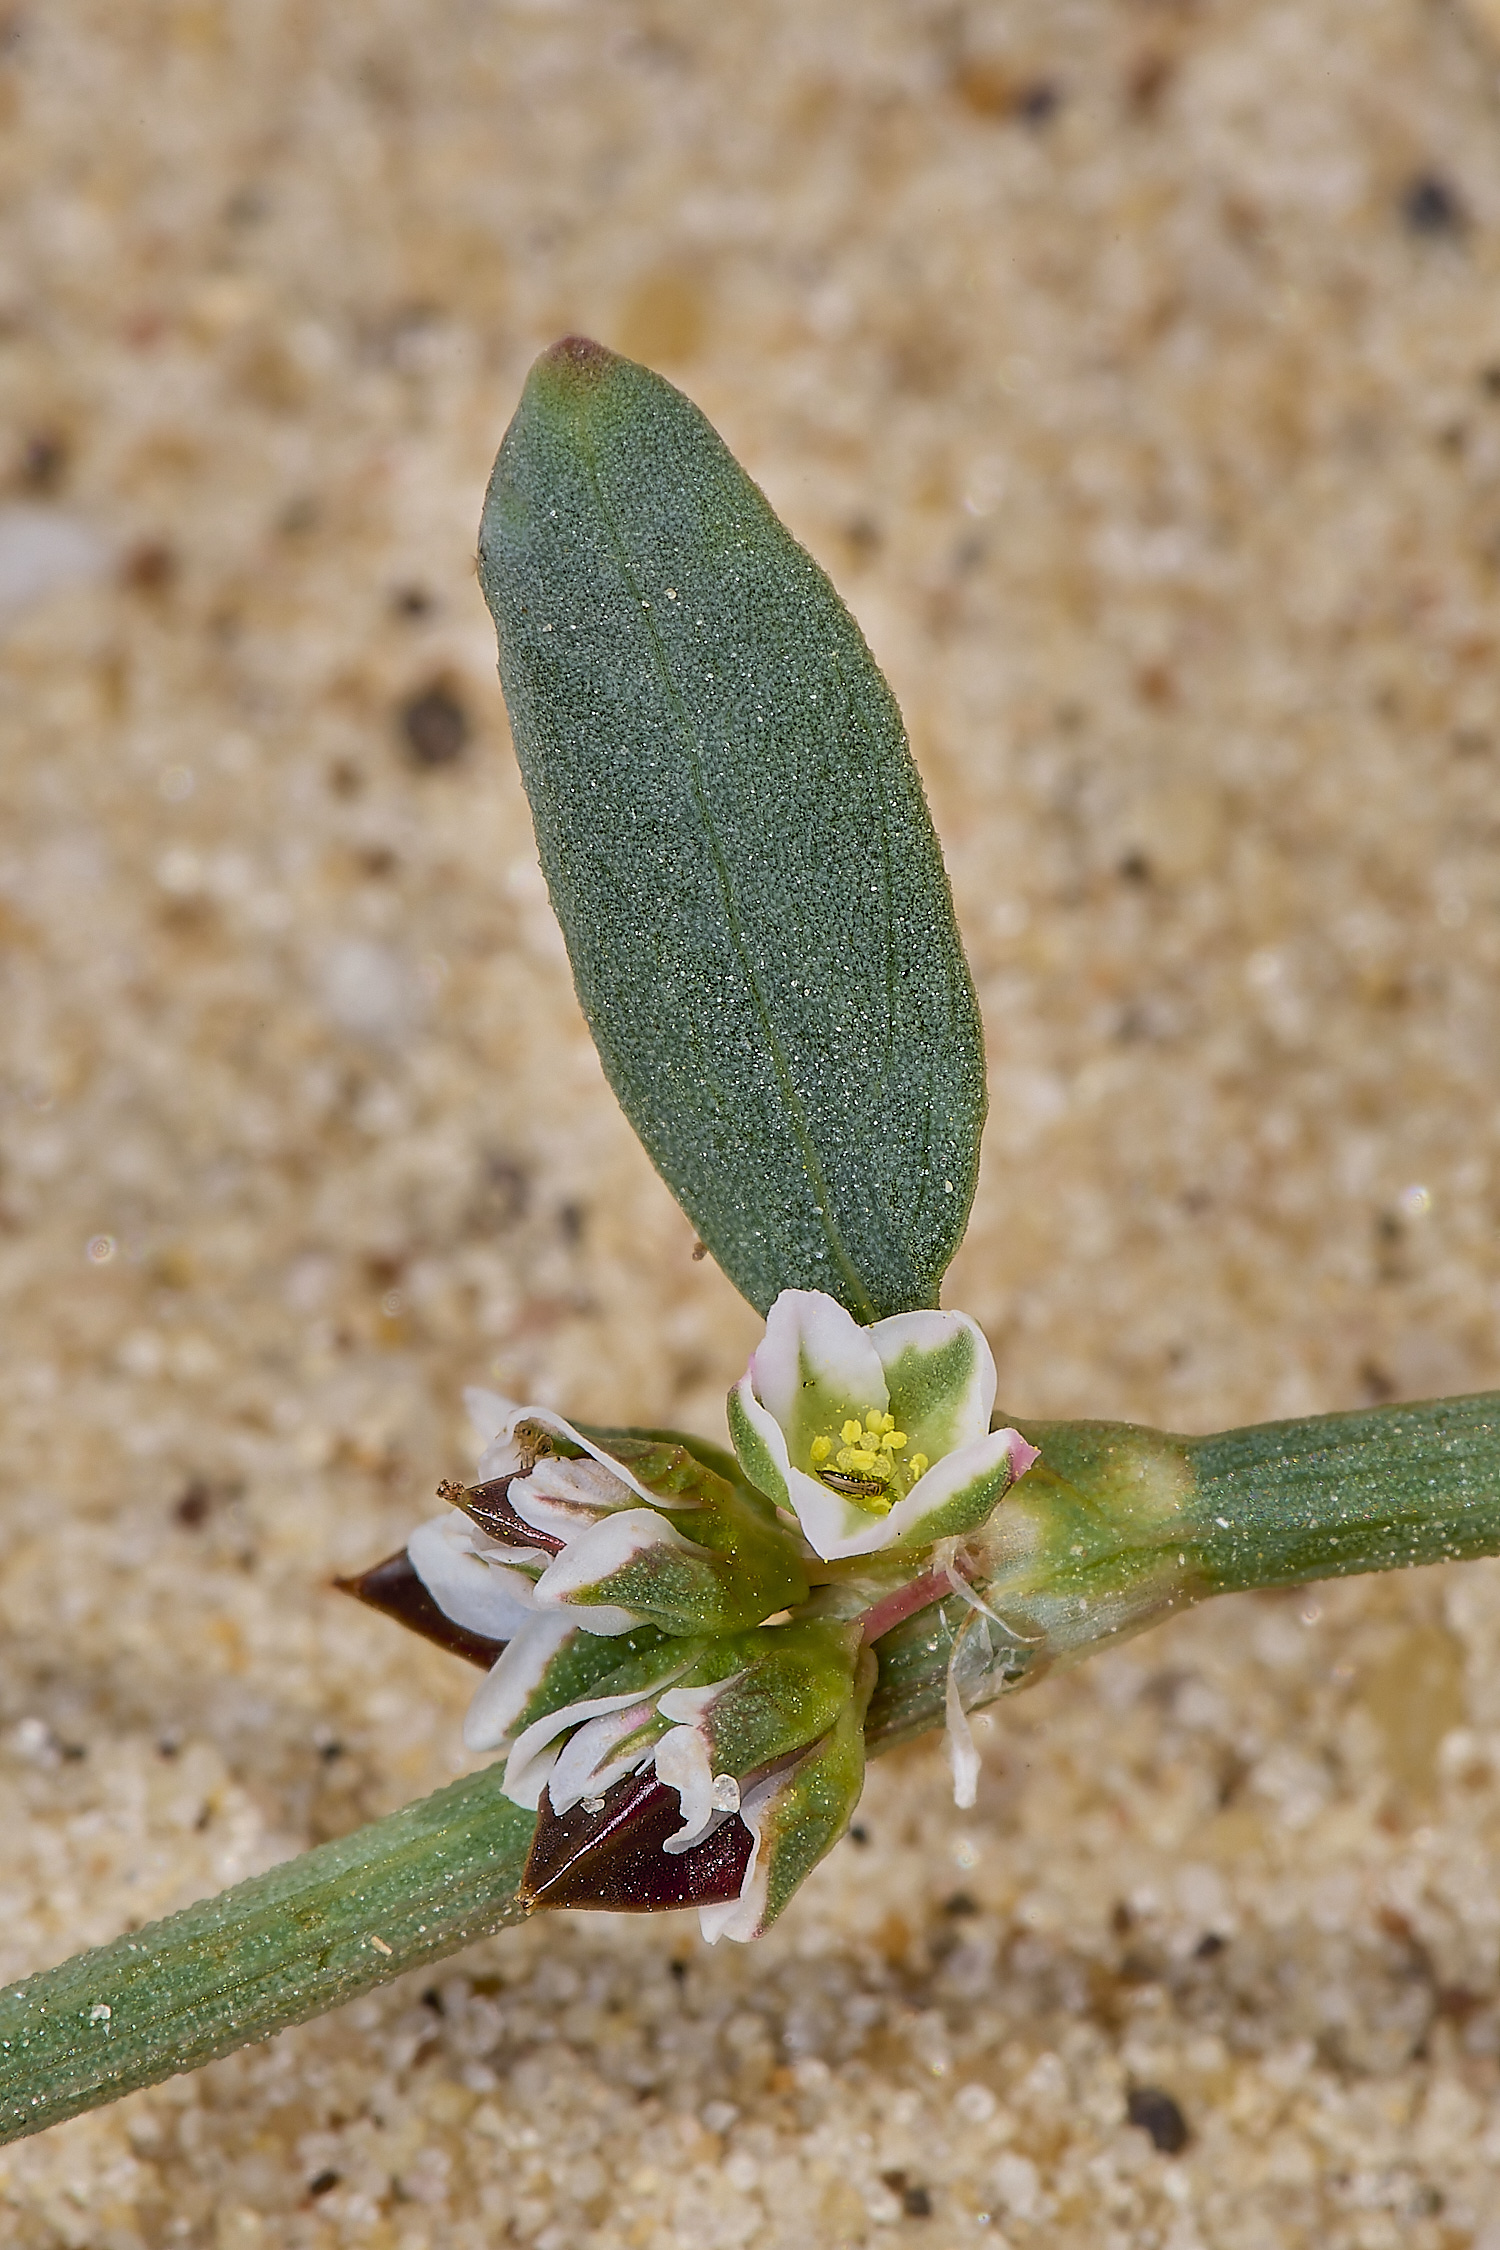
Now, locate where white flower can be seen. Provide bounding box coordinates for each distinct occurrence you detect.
[727,1289,1037,1560]
[399,1337,1035,1941]
[498,1622,869,1944]
[406,1388,691,1651]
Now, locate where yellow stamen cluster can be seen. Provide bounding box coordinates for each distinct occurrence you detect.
[807,1411,929,1514]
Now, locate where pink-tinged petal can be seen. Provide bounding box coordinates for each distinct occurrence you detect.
[880,1427,1038,1547]
[750,1289,885,1429]
[502,1669,685,1808]
[509,1453,642,1542]
[870,1309,996,1455]
[406,1513,543,1639]
[549,1699,663,1814]
[462,1613,577,1752]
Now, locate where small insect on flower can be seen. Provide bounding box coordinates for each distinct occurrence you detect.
[350,1336,1038,1938]
[728,1289,1037,1561]
[815,1470,890,1501]
[511,1418,556,1473]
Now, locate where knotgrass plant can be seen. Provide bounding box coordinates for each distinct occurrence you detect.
[3,339,1498,2139]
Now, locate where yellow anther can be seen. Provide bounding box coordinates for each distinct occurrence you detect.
[810,1407,924,1506]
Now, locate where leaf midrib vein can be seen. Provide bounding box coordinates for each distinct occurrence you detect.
[577,431,877,1322]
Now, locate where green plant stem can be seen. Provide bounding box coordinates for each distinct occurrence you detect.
[4,1389,1500,2144]
[866,1388,1500,1750]
[0,1769,534,2145]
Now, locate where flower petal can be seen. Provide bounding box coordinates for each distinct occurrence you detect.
[945,1643,981,1810]
[654,1679,735,1729]
[697,1771,776,1943]
[474,1404,659,1503]
[871,1309,996,1462]
[532,1507,707,1633]
[726,1375,794,1512]
[779,1463,897,1560]
[751,1289,880,1424]
[463,1613,578,1752]
[750,1288,886,1467]
[653,1718,717,1853]
[792,1427,1036,1560]
[942,1602,1013,1810]
[476,1430,526,1482]
[502,1671,684,1808]
[653,1672,753,1852]
[549,1698,664,1814]
[509,1453,643,1542]
[407,1513,544,1639]
[465,1384,523,1446]
[880,1427,1038,1548]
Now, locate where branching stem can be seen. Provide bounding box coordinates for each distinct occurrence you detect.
[3,1389,1499,2144]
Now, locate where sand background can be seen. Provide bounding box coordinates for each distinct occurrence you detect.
[6,2,1500,2243]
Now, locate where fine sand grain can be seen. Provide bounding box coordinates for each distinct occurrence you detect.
[5,5,1500,2243]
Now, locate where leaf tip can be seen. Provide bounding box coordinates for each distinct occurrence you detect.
[533,333,622,395]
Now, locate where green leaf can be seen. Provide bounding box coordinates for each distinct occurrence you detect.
[478,338,985,1321]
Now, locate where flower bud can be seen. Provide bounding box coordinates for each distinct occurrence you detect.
[700,1644,875,1943]
[537,1428,810,1634]
[514,1624,873,1938]
[413,1394,812,1648]
[652,1618,862,1852]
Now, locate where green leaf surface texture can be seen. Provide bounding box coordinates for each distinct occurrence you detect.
[479,339,985,1320]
